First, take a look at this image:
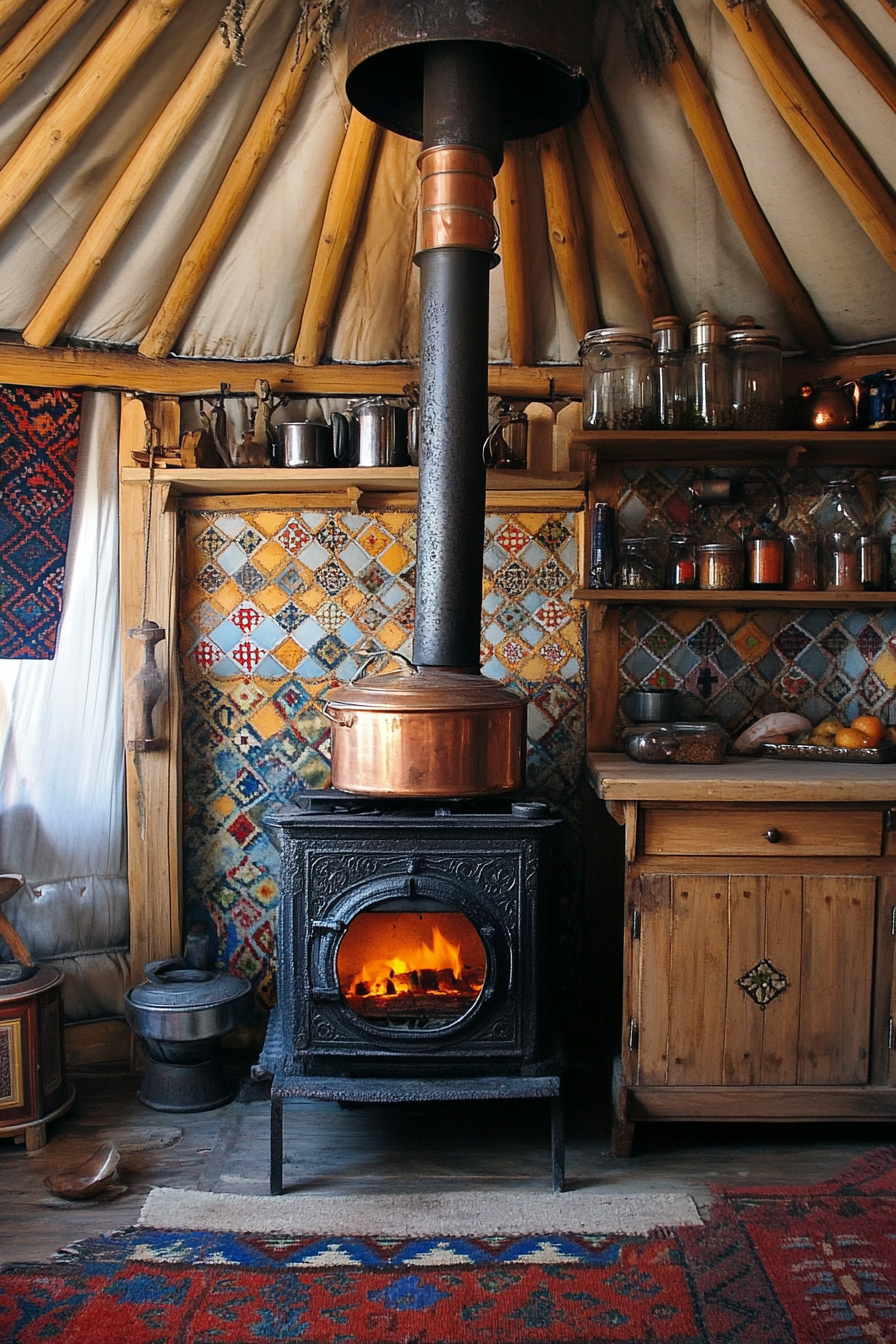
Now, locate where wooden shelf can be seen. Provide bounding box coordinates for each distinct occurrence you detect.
[120,466,585,510]
[573,587,896,606]
[569,429,896,465]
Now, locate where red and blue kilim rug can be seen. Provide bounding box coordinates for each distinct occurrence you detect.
[1,1147,895,1342]
[0,386,82,659]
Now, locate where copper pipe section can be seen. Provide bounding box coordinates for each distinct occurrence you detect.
[418,144,497,253]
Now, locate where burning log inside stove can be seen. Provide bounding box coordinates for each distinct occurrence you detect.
[339,916,485,1018]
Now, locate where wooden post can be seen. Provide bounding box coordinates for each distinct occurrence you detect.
[0,0,39,33]
[539,125,600,342]
[293,110,383,366]
[0,0,192,234]
[139,21,320,360]
[713,0,896,273]
[797,0,896,118]
[574,90,673,324]
[22,0,269,349]
[495,142,535,368]
[664,18,830,358]
[119,394,182,982]
[0,0,98,113]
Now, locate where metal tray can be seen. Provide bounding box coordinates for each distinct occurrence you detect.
[762,741,896,764]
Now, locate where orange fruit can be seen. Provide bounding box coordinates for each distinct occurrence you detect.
[851,714,884,745]
[834,727,872,749]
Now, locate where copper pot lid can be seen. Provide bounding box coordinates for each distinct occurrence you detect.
[325,652,527,713]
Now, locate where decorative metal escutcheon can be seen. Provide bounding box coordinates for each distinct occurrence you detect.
[737,958,788,1010]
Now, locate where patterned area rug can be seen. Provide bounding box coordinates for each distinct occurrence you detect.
[2,1148,895,1342]
[0,387,82,659]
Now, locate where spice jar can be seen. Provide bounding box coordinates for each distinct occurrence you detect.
[652,316,686,429]
[698,541,744,590]
[728,316,783,430]
[784,524,818,591]
[580,328,656,430]
[859,534,887,591]
[745,522,784,589]
[666,534,697,588]
[685,311,733,429]
[617,537,662,589]
[811,478,865,591]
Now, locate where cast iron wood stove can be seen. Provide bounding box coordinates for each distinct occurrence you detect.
[260,791,565,1191]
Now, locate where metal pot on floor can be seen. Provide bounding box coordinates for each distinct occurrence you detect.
[125,959,252,1112]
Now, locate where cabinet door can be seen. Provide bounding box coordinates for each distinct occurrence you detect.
[630,873,876,1088]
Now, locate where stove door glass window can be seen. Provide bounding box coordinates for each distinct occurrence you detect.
[337,910,486,1028]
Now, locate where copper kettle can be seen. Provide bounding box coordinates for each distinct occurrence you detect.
[788,378,856,431]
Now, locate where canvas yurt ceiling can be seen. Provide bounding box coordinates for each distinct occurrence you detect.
[0,0,895,369]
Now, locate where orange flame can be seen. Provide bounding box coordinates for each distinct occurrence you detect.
[352,924,465,997]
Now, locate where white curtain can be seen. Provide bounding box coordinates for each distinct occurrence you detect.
[0,391,128,1018]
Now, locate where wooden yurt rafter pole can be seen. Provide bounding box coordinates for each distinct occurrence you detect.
[139,19,320,360]
[495,142,535,368]
[797,0,896,117]
[0,0,101,112]
[665,13,831,359]
[293,108,382,366]
[539,125,600,342]
[0,0,193,232]
[0,0,42,35]
[23,0,270,348]
[575,88,673,325]
[714,0,896,272]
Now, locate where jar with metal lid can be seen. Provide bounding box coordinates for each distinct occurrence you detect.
[685,311,733,429]
[728,316,783,429]
[617,537,662,589]
[651,315,686,429]
[580,328,655,430]
[698,541,744,589]
[622,721,729,765]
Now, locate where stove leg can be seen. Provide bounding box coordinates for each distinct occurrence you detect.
[550,1093,565,1193]
[270,1096,283,1195]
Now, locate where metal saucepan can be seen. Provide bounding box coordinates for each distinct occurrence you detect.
[274,421,334,468]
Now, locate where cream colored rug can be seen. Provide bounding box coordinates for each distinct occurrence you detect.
[139,1186,702,1238]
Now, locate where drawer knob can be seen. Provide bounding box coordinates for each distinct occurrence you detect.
[764,827,782,844]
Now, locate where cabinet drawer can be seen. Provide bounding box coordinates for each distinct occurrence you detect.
[641,806,883,857]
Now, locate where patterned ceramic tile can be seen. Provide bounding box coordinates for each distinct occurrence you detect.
[180,508,585,1002]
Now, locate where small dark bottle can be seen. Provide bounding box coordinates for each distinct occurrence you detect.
[590,502,615,589]
[666,534,697,589]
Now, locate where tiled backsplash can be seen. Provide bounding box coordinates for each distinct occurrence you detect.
[179,507,585,1001]
[616,465,896,742]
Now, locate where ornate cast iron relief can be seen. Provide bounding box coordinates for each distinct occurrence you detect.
[737,958,788,1010]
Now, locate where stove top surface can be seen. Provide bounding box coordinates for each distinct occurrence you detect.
[270,789,556,823]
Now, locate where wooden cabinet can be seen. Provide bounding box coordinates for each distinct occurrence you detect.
[589,759,896,1154]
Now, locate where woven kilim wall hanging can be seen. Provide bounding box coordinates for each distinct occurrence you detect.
[0,387,82,659]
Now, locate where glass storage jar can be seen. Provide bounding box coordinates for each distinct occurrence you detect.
[784,523,818,591]
[810,478,865,591]
[698,541,744,590]
[666,534,697,588]
[859,534,887,591]
[580,328,655,430]
[622,721,729,765]
[728,317,783,429]
[745,521,784,588]
[652,315,686,429]
[617,537,662,589]
[685,311,733,429]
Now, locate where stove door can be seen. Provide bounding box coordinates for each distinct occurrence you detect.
[310,873,507,1041]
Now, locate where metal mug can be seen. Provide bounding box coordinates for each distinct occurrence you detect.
[274,421,334,468]
[483,411,528,468]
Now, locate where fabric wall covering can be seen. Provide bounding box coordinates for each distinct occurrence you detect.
[0,392,129,1021]
[0,387,81,659]
[179,505,586,1022]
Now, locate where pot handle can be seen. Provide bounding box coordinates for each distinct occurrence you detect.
[349,649,418,685]
[144,957,211,985]
[320,704,357,728]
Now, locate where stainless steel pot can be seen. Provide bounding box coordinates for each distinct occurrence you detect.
[622,688,679,723]
[124,958,252,1042]
[323,652,527,796]
[332,397,409,467]
[274,421,334,468]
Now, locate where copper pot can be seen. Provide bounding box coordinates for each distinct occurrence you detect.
[323,653,527,796]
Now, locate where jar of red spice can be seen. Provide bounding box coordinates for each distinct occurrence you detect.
[746,524,784,589]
